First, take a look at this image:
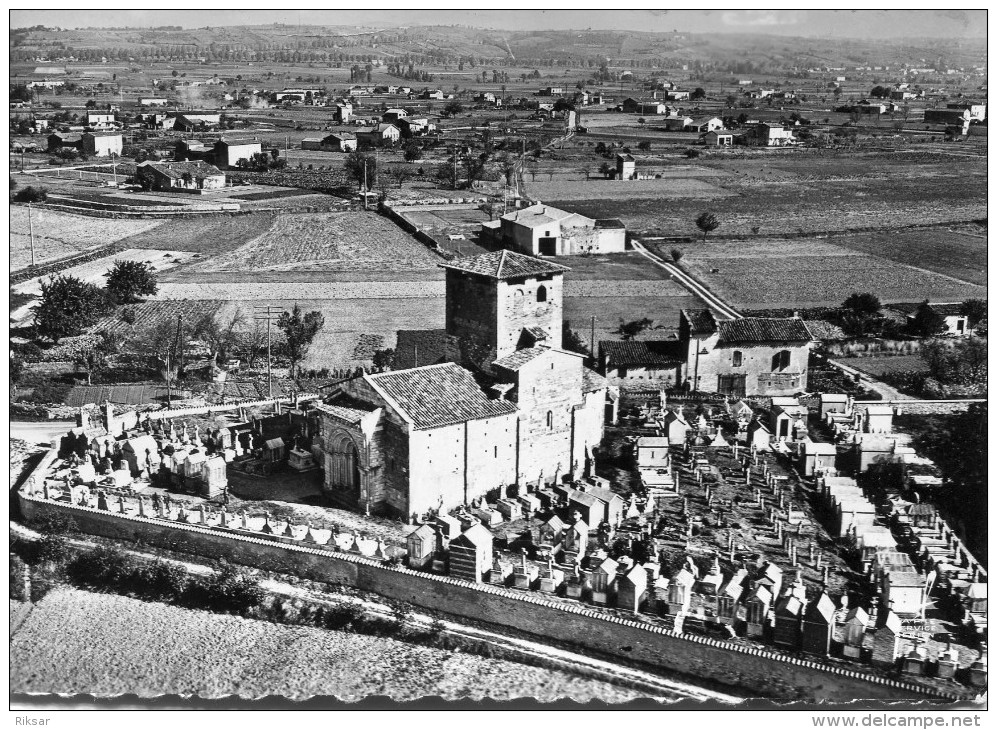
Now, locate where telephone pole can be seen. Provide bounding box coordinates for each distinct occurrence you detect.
[590,315,596,362]
[254,306,281,398]
[27,203,36,267]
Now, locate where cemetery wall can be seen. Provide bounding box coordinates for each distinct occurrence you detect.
[18,487,963,703]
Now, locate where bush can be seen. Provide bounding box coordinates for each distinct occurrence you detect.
[13,186,48,203]
[66,544,134,590]
[10,553,29,602]
[685,148,701,159]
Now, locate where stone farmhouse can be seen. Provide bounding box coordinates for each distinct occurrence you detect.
[599,310,813,398]
[482,203,626,256]
[314,250,608,519]
[81,131,123,157]
[140,160,226,192]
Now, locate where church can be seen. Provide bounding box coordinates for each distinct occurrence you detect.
[314,250,608,519]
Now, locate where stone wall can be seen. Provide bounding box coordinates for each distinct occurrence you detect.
[17,491,965,702]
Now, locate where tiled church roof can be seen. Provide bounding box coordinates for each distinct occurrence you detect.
[440,250,569,281]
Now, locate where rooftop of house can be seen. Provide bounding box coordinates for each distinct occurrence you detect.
[325,132,357,140]
[145,160,224,179]
[600,339,685,367]
[440,250,570,281]
[366,362,517,430]
[682,308,720,335]
[717,317,813,345]
[492,346,553,371]
[82,131,122,138]
[216,138,260,147]
[500,203,593,229]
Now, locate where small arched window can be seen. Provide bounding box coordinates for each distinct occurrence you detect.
[772,350,791,372]
[546,411,553,430]
[732,350,743,367]
[536,285,547,303]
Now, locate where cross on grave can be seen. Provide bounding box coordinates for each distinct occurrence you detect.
[822,565,830,585]
[241,511,249,530]
[138,496,146,517]
[118,495,126,514]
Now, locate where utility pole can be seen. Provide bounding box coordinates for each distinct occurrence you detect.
[363,158,368,210]
[254,306,281,399]
[165,347,172,408]
[27,203,36,268]
[590,315,596,362]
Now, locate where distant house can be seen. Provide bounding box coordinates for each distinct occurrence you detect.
[382,108,409,123]
[47,131,81,152]
[139,98,169,107]
[666,90,691,101]
[81,132,123,157]
[491,203,626,256]
[141,160,226,192]
[924,108,971,132]
[946,102,986,121]
[86,111,116,127]
[616,153,636,180]
[333,101,353,123]
[356,123,401,146]
[300,138,324,151]
[398,117,433,136]
[894,302,971,336]
[622,97,667,115]
[890,89,917,101]
[420,89,445,100]
[213,139,262,169]
[751,123,795,146]
[702,130,734,147]
[661,116,693,132]
[316,132,357,152]
[538,86,564,96]
[173,112,222,131]
[688,116,723,133]
[855,99,887,115]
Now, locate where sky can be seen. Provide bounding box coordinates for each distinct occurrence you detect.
[8,9,988,39]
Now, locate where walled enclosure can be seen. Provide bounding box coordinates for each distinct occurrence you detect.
[17,479,964,703]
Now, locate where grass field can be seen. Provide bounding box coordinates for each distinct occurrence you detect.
[827,228,987,286]
[10,589,643,701]
[847,355,931,377]
[94,300,227,338]
[196,212,440,273]
[680,251,986,309]
[563,294,701,345]
[524,177,732,201]
[115,212,278,255]
[9,207,163,270]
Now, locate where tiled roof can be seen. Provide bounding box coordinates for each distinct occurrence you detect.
[147,160,224,179]
[717,317,812,344]
[600,339,685,367]
[440,250,570,280]
[314,402,376,424]
[492,346,550,371]
[367,363,516,430]
[582,367,607,393]
[682,309,718,335]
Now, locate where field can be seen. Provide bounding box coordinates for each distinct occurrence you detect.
[847,355,931,377]
[94,300,227,338]
[196,212,440,273]
[13,248,191,296]
[10,588,643,702]
[115,212,278,256]
[9,207,163,270]
[564,295,701,345]
[523,176,732,202]
[827,228,987,286]
[679,248,987,309]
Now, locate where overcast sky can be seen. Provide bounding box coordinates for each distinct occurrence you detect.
[9,9,987,39]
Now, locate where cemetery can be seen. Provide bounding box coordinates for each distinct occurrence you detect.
[17,385,986,701]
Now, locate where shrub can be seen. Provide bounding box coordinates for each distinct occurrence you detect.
[66,544,134,590]
[13,186,48,203]
[10,553,29,602]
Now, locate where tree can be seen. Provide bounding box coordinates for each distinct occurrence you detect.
[436,159,461,189]
[637,140,651,151]
[13,186,48,203]
[691,87,707,100]
[104,260,158,304]
[276,304,324,378]
[960,299,986,329]
[403,143,422,162]
[443,100,464,117]
[670,248,684,263]
[613,317,656,341]
[372,348,395,372]
[910,300,947,337]
[73,331,116,385]
[462,155,487,188]
[344,150,376,191]
[841,292,881,318]
[193,309,246,365]
[695,211,719,241]
[870,85,889,99]
[35,275,108,343]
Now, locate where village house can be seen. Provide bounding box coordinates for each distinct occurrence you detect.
[599,340,685,394]
[47,131,82,152]
[538,86,564,96]
[889,302,971,335]
[656,310,814,397]
[621,97,668,115]
[213,139,262,169]
[173,112,222,132]
[615,153,636,180]
[356,123,401,147]
[750,123,796,146]
[486,203,627,256]
[397,117,433,136]
[661,115,694,132]
[666,90,691,101]
[946,102,986,121]
[139,160,226,192]
[139,98,169,107]
[313,250,607,518]
[313,132,357,152]
[332,101,353,123]
[855,99,888,115]
[687,116,724,134]
[420,89,445,100]
[86,111,116,128]
[81,131,123,158]
[702,130,734,147]
[382,108,408,123]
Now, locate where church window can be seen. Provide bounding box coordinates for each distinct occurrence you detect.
[546,411,553,430]
[772,350,791,372]
[732,350,743,367]
[536,285,547,303]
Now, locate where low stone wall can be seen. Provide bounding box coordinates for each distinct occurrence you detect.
[17,476,967,702]
[854,400,984,415]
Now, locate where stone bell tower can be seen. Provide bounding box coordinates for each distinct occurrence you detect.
[440,250,569,369]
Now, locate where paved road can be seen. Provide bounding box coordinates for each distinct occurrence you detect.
[10,421,74,447]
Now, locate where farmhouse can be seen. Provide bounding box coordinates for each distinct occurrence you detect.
[489,203,627,256]
[616,153,636,180]
[173,112,222,131]
[855,100,887,115]
[47,131,81,152]
[890,302,972,336]
[314,133,358,152]
[213,139,263,169]
[314,250,607,518]
[140,160,226,192]
[398,118,433,136]
[382,108,408,123]
[923,108,971,132]
[622,98,668,115]
[946,102,986,121]
[333,101,353,123]
[86,111,116,127]
[356,123,401,146]
[702,130,734,147]
[599,340,685,393]
[139,98,169,107]
[661,115,694,132]
[688,116,724,133]
[81,132,123,157]
[750,123,796,147]
[666,90,691,101]
[680,311,812,396]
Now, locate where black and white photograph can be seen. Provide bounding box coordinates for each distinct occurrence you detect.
[8,8,988,714]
